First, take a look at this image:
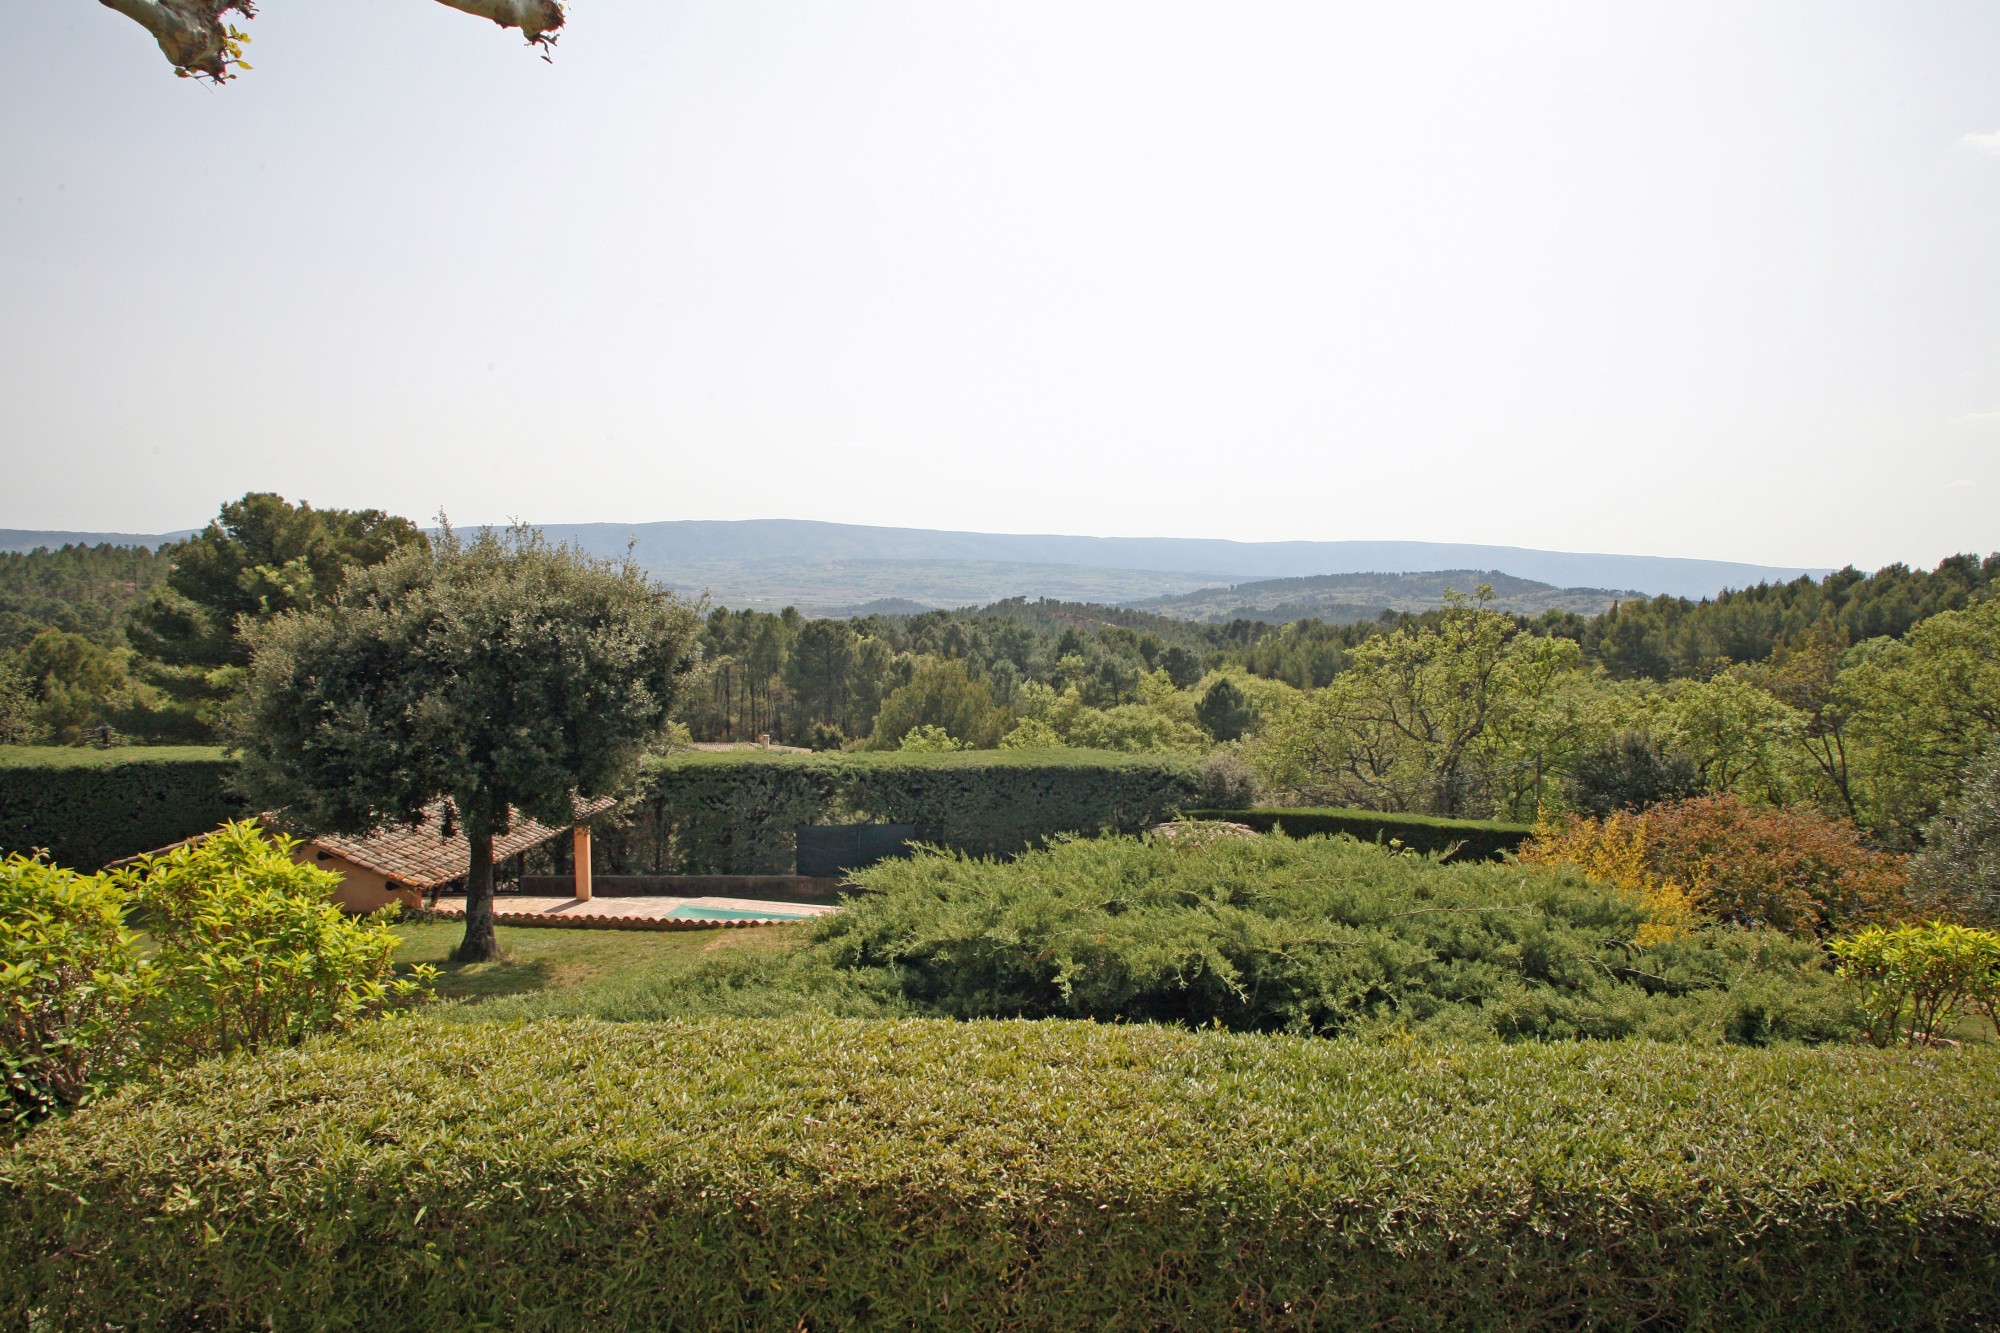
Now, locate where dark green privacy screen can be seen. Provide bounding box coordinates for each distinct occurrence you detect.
[795,823,915,878]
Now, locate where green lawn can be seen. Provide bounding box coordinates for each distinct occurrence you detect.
[388,919,880,1021]
[0,744,229,768]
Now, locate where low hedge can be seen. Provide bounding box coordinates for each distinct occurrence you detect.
[4,1017,1995,1330]
[605,749,1204,875]
[0,746,242,869]
[1187,806,1533,860]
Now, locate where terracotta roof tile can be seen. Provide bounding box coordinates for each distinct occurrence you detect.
[107,795,618,886]
[311,797,618,890]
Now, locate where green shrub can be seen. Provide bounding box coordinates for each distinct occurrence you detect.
[3,824,435,1134]
[1185,805,1532,860]
[0,854,152,1135]
[3,1017,1995,1331]
[813,835,1858,1042]
[1831,920,2000,1047]
[121,822,432,1059]
[0,745,242,869]
[603,749,1202,875]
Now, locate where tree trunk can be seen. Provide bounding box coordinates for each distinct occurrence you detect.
[455,816,500,963]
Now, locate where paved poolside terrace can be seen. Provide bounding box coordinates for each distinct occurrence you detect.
[430,893,839,931]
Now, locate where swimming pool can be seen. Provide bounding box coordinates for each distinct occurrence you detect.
[666,904,816,922]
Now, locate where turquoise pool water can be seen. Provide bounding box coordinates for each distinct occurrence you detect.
[667,905,815,921]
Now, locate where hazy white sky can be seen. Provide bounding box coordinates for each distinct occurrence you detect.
[3,0,1997,570]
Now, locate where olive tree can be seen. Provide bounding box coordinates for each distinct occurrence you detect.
[1252,588,1581,817]
[1909,750,2000,928]
[233,526,700,962]
[97,0,564,82]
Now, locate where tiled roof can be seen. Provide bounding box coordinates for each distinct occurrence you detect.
[107,796,618,886]
[311,797,617,890]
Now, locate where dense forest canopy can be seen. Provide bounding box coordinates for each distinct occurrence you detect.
[0,543,168,652]
[1548,554,2000,680]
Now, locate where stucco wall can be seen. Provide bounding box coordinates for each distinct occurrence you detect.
[292,846,421,914]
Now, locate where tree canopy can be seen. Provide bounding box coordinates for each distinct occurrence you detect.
[234,526,701,961]
[127,493,428,737]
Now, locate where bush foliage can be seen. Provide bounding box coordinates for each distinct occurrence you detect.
[814,835,1858,1043]
[0,855,150,1133]
[2,824,429,1136]
[0,745,242,869]
[1183,806,1531,860]
[122,822,432,1060]
[1522,795,1909,939]
[1831,920,2000,1047]
[1565,729,1701,815]
[3,1017,1995,1331]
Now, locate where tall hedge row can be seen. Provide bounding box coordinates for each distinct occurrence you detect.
[1187,806,1533,860]
[4,1016,1995,1330]
[601,749,1204,875]
[0,747,242,869]
[0,747,1201,877]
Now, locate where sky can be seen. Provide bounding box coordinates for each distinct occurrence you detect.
[2,0,1998,571]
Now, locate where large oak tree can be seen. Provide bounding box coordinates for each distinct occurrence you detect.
[233,525,700,961]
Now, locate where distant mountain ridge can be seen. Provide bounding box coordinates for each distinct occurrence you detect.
[1132,570,1647,625]
[523,520,1826,603]
[0,519,1830,604]
[0,529,196,553]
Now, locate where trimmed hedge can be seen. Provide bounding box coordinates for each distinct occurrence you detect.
[0,747,1200,877]
[0,746,242,869]
[1188,805,1533,860]
[604,749,1203,875]
[3,1017,1995,1330]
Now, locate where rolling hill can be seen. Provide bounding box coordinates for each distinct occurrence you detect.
[1130,570,1646,624]
[522,520,1824,602]
[0,519,1828,608]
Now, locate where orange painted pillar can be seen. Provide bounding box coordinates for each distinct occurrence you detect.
[573,825,593,902]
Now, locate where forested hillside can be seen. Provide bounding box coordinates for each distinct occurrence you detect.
[1551,554,2000,679]
[0,544,172,745]
[0,497,425,746]
[0,543,167,651]
[4,500,1995,859]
